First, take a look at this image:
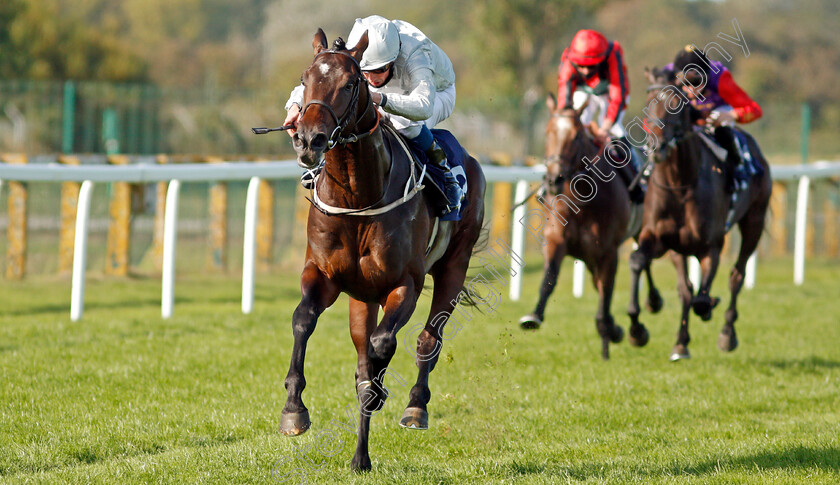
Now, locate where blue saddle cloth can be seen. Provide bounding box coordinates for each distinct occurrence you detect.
[407,129,469,221]
[732,129,765,182]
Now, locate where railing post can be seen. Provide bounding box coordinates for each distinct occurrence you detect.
[59,156,81,274]
[794,175,810,285]
[573,260,585,298]
[689,256,701,290]
[161,180,181,319]
[242,177,260,314]
[3,154,27,280]
[509,179,529,301]
[71,181,94,321]
[745,252,757,290]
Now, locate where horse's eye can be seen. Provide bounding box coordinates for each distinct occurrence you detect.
[344,83,353,91]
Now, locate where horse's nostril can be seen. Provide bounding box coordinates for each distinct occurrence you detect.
[309,133,328,152]
[292,133,305,149]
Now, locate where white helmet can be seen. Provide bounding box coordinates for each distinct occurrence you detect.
[356,18,400,71]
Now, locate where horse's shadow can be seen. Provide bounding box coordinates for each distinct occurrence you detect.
[502,445,840,479]
[764,356,840,371]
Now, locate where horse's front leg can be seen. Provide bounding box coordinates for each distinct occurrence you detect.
[691,248,722,321]
[670,252,693,361]
[593,251,623,360]
[352,277,420,472]
[519,240,566,329]
[280,262,340,436]
[627,231,657,347]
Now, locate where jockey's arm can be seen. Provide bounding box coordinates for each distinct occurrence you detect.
[603,44,629,130]
[557,54,578,110]
[378,66,436,122]
[283,84,305,136]
[717,71,762,123]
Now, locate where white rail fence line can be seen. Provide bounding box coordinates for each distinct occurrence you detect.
[0,159,838,319]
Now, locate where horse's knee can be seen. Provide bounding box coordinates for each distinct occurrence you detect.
[629,250,647,274]
[369,334,397,363]
[291,303,318,337]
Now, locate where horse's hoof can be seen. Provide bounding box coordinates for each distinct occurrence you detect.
[669,345,690,362]
[610,324,625,344]
[279,410,311,436]
[351,453,372,472]
[519,314,542,330]
[646,289,664,314]
[399,407,429,430]
[718,330,738,352]
[629,324,649,347]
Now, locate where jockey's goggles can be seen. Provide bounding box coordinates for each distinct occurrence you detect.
[363,63,393,75]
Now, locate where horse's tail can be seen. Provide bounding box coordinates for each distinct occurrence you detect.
[457,222,492,310]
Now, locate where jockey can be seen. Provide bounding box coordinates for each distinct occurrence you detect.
[284,15,462,215]
[668,45,763,192]
[557,29,644,203]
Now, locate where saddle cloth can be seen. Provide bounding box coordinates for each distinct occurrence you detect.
[384,128,469,221]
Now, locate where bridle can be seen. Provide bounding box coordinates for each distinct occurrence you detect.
[544,113,593,193]
[645,83,693,163]
[299,49,380,150]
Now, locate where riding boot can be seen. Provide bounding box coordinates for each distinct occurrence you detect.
[426,140,463,215]
[611,137,645,204]
[714,127,743,194]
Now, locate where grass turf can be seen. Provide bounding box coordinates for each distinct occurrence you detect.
[1,256,838,484]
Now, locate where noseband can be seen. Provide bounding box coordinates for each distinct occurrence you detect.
[299,49,378,150]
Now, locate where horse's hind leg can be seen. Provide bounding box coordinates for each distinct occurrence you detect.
[670,252,694,361]
[593,252,624,360]
[280,263,340,436]
[349,297,379,398]
[644,264,664,313]
[401,260,473,430]
[721,210,765,352]
[520,240,566,329]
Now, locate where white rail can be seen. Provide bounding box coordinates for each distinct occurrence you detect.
[0,159,838,317]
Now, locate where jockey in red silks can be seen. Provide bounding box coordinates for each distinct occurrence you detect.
[557,29,643,203]
[666,45,763,192]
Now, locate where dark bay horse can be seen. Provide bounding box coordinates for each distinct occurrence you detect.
[628,68,771,361]
[281,29,485,471]
[519,94,662,360]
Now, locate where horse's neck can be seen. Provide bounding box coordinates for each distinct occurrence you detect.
[663,135,703,187]
[320,135,390,208]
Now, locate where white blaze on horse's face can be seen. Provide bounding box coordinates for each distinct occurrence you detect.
[319,62,331,76]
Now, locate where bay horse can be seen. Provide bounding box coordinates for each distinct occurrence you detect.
[628,68,771,361]
[518,94,663,360]
[280,29,485,471]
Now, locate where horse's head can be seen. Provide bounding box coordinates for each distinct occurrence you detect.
[293,29,371,169]
[543,93,590,193]
[644,66,692,164]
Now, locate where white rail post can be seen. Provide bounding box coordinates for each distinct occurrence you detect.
[70,181,94,321]
[573,260,585,298]
[689,256,701,290]
[510,179,529,301]
[794,175,810,285]
[161,180,181,319]
[242,176,260,314]
[745,252,757,290]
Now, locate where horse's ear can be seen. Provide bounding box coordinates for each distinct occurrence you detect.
[545,93,557,112]
[644,66,657,84]
[313,28,328,56]
[349,31,369,63]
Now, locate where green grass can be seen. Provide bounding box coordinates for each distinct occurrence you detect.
[1,256,838,484]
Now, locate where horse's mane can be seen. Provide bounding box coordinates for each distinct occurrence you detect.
[332,37,347,51]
